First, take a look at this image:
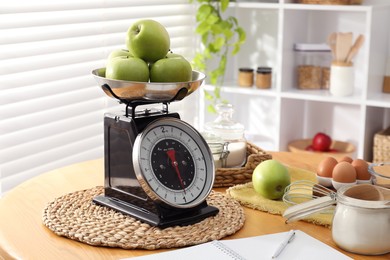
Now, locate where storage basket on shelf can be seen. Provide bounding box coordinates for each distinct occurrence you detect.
[299,0,362,4]
[373,127,390,163]
[213,142,272,187]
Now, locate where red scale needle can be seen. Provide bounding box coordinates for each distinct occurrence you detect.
[166,149,186,193]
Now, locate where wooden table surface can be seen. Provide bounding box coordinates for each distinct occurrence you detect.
[0,152,389,259]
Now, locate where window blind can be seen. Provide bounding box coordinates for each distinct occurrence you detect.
[0,0,197,194]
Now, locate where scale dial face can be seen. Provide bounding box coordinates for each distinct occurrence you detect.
[133,117,215,208]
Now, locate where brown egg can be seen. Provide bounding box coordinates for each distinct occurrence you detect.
[339,156,353,163]
[317,157,338,178]
[332,161,357,183]
[351,159,370,180]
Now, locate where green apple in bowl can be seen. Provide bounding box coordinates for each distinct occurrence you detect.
[252,160,291,200]
[107,49,131,62]
[105,56,149,82]
[150,53,192,82]
[126,19,170,62]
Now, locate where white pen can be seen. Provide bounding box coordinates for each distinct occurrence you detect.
[272,230,296,259]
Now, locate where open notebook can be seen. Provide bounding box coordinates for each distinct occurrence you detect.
[127,230,351,260]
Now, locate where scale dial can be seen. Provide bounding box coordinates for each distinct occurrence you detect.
[133,117,215,208]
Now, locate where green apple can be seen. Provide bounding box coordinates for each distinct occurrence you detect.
[252,160,291,200]
[105,56,149,82]
[126,19,170,62]
[150,53,192,82]
[107,49,131,61]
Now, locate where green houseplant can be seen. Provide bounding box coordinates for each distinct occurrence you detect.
[190,0,246,113]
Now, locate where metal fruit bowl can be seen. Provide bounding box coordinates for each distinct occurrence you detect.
[92,68,206,103]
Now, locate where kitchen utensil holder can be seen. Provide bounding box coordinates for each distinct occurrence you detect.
[330,62,354,96]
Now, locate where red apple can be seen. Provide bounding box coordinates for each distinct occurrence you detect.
[305,145,315,151]
[312,132,332,152]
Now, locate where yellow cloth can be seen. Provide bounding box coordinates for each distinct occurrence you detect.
[226,166,333,228]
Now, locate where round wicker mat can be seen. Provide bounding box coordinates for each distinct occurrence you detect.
[42,186,245,250]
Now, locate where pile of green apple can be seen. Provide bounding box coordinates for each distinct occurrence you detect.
[105,19,192,83]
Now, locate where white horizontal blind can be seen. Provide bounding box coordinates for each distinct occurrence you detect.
[0,0,196,194]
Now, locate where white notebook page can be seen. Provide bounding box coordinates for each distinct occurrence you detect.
[127,230,351,260]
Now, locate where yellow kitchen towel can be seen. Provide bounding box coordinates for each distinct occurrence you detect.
[226,166,333,227]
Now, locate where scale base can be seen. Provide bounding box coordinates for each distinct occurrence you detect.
[93,195,219,229]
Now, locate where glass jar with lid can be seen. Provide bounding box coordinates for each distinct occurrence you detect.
[204,103,247,168]
[294,43,332,90]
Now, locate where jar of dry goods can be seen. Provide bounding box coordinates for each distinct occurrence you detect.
[256,67,272,89]
[238,67,254,87]
[295,44,331,90]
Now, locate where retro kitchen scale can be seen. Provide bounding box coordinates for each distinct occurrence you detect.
[91,68,219,228]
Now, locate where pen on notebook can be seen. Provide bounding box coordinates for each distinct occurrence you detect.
[271,230,296,259]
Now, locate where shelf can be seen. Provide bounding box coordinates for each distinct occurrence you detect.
[208,83,364,105]
[234,2,280,9]
[233,2,377,12]
[280,89,363,105]
[283,3,372,12]
[198,0,390,161]
[204,84,278,97]
[366,93,390,108]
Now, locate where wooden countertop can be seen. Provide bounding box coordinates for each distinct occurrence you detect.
[0,152,388,259]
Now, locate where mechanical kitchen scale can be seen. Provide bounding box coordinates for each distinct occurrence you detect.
[91,68,219,228]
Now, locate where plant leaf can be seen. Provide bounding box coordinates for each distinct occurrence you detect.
[201,33,209,45]
[232,43,240,55]
[196,4,212,21]
[211,36,226,52]
[207,104,217,114]
[236,26,246,43]
[209,69,219,86]
[204,48,211,59]
[221,0,230,12]
[192,53,206,70]
[211,23,223,34]
[220,20,233,30]
[204,90,214,101]
[228,16,238,26]
[196,21,211,35]
[223,28,234,40]
[214,85,221,99]
[206,13,220,25]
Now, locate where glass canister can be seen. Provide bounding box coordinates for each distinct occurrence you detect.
[294,43,332,90]
[283,183,390,255]
[204,103,247,168]
[201,132,229,168]
[332,184,390,255]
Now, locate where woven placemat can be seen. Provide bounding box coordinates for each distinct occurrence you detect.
[42,186,245,250]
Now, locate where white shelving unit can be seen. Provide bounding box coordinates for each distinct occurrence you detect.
[198,0,390,161]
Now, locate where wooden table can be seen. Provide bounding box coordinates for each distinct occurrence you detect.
[0,152,388,259]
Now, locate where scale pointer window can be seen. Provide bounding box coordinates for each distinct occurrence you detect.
[0,0,198,194]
